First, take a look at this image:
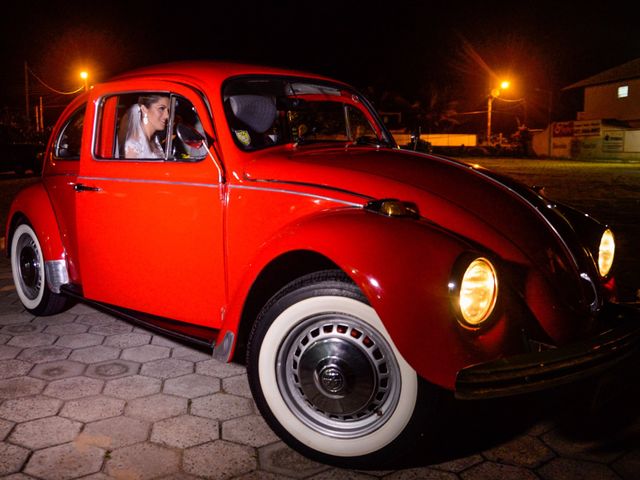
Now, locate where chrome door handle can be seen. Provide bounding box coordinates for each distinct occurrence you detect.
[74,183,101,192]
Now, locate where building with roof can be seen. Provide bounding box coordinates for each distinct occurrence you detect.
[532,58,640,159]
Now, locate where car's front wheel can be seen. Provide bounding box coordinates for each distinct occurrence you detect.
[10,223,68,316]
[247,270,437,467]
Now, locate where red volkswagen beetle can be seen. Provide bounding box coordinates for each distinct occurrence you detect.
[5,61,639,466]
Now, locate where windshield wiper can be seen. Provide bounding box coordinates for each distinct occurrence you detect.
[351,135,392,148]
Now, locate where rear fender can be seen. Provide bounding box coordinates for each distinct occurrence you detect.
[5,183,65,263]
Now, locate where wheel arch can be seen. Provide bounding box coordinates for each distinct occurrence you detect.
[5,183,65,262]
[232,249,340,363]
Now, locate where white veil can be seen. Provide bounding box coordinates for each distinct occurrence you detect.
[123,104,164,159]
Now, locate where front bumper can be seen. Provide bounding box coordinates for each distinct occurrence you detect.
[455,302,640,400]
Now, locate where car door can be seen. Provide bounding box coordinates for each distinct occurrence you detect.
[75,80,226,328]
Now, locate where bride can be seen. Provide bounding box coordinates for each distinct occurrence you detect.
[124,95,170,158]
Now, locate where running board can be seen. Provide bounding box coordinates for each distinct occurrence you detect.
[60,285,218,350]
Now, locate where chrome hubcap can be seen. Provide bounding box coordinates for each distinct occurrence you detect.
[277,313,401,439]
[16,234,42,300]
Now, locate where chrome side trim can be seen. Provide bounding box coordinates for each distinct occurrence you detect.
[77,176,220,189]
[213,331,235,362]
[232,184,364,207]
[45,260,69,294]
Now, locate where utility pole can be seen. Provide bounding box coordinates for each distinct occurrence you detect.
[24,61,30,123]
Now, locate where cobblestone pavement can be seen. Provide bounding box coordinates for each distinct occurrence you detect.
[1,257,640,479]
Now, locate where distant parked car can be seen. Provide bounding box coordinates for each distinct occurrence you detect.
[0,125,44,175]
[4,61,639,468]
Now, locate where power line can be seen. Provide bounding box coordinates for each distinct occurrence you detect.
[26,65,84,95]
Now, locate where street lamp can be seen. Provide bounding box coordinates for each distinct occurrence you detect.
[80,71,89,91]
[487,81,510,145]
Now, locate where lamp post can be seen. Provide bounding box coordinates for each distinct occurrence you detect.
[80,71,89,91]
[487,81,510,145]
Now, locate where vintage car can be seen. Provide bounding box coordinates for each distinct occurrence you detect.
[4,61,639,467]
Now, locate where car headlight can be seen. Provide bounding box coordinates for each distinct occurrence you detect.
[452,257,498,327]
[598,229,615,277]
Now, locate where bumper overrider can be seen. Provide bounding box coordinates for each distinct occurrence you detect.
[455,302,640,400]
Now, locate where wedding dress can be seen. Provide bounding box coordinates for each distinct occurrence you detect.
[124,104,164,159]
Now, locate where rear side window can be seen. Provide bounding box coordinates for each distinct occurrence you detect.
[54,105,86,160]
[94,92,207,161]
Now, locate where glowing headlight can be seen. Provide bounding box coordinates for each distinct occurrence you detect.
[598,229,615,277]
[458,257,498,327]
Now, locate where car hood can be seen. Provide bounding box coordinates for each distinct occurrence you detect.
[243,145,603,340]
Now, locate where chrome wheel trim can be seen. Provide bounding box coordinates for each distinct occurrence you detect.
[11,224,45,310]
[258,295,417,457]
[278,314,401,439]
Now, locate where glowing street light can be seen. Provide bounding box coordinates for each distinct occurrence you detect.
[80,71,89,91]
[487,80,510,145]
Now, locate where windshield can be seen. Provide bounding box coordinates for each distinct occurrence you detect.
[222,76,393,151]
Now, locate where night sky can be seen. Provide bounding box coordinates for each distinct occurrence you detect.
[2,0,637,131]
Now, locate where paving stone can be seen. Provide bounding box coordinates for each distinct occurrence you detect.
[1,323,44,335]
[87,322,134,336]
[85,360,140,380]
[431,454,487,473]
[0,442,30,476]
[379,468,458,479]
[55,333,105,349]
[126,393,188,422]
[0,333,10,344]
[7,332,57,349]
[30,359,86,380]
[151,414,219,448]
[460,461,539,480]
[541,428,624,463]
[0,312,33,325]
[103,332,151,348]
[259,442,327,478]
[163,373,220,398]
[121,344,171,363]
[172,346,212,362]
[59,395,126,423]
[0,418,13,440]
[103,374,161,399]
[483,435,555,468]
[0,473,38,480]
[139,357,194,379]
[69,345,121,364]
[183,440,257,479]
[24,442,105,480]
[69,304,101,315]
[43,322,89,336]
[0,396,62,422]
[0,359,32,379]
[222,414,279,447]
[196,358,246,378]
[0,344,22,360]
[83,416,150,449]
[0,377,46,399]
[105,441,181,479]
[9,416,82,450]
[537,457,620,480]
[17,345,71,364]
[234,471,298,480]
[612,448,640,480]
[222,373,252,398]
[191,392,254,420]
[44,376,104,400]
[150,335,184,348]
[31,312,78,326]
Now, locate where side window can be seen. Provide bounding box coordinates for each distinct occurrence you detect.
[94,92,206,161]
[54,105,86,160]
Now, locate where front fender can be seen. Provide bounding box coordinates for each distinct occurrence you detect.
[5,182,65,262]
[225,207,522,390]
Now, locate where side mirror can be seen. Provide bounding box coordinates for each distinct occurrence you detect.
[176,123,206,149]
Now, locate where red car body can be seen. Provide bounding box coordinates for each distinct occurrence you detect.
[5,61,639,467]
